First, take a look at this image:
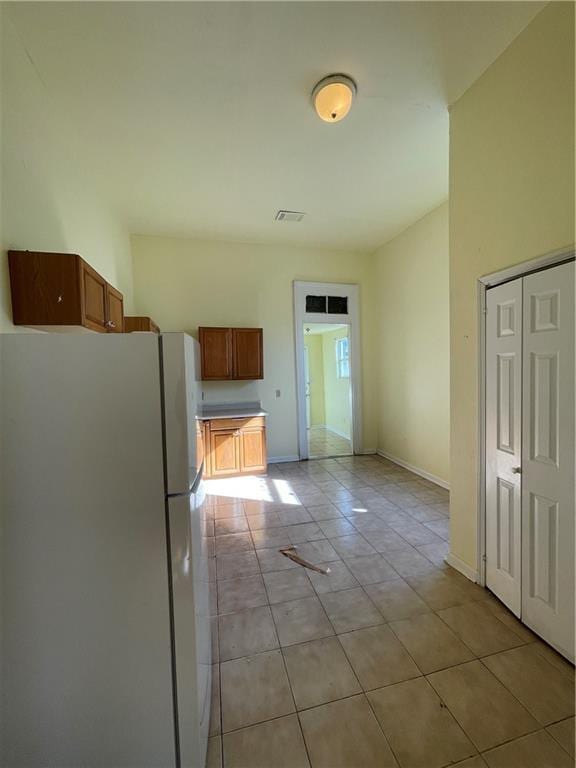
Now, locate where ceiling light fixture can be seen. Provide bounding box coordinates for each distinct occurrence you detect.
[312,74,357,123]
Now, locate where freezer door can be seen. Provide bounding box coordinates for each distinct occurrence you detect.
[162,333,202,495]
[168,488,211,768]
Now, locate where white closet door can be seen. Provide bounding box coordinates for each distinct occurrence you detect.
[522,261,575,661]
[486,278,523,616]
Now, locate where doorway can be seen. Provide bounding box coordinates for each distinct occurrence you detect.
[482,256,575,661]
[294,281,362,460]
[303,323,353,459]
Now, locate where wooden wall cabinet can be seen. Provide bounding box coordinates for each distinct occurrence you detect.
[8,250,124,333]
[199,327,263,380]
[124,316,160,334]
[203,417,266,478]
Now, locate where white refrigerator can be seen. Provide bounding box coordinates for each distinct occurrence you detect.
[0,332,212,768]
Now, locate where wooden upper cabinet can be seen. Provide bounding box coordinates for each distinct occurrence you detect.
[233,328,264,380]
[199,326,263,380]
[199,327,233,380]
[124,316,160,334]
[9,251,83,327]
[8,251,124,333]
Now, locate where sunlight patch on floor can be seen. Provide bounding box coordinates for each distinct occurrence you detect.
[271,478,301,506]
[204,475,301,505]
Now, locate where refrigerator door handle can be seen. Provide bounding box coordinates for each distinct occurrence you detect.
[166,462,204,499]
[191,462,204,494]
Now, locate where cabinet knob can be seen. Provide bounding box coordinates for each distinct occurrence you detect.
[106,320,116,329]
[512,466,522,474]
[57,295,63,303]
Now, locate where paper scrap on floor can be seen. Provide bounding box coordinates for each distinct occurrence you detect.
[279,546,331,575]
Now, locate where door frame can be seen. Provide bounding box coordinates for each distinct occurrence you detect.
[294,281,362,460]
[477,246,575,586]
[303,344,311,429]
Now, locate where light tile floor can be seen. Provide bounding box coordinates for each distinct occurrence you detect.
[308,426,352,459]
[204,455,575,768]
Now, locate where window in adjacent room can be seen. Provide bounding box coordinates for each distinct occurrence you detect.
[335,337,350,378]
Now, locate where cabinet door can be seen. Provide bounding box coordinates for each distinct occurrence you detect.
[106,284,124,333]
[233,328,263,379]
[203,423,211,477]
[240,428,266,474]
[80,261,107,332]
[209,429,240,476]
[199,328,233,380]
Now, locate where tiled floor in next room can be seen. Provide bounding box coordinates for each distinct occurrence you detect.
[308,426,352,459]
[204,455,575,768]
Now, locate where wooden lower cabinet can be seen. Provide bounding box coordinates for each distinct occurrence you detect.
[204,417,266,478]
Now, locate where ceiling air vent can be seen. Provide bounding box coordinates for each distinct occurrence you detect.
[275,210,306,222]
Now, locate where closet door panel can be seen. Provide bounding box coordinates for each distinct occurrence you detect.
[522,261,574,662]
[485,278,523,616]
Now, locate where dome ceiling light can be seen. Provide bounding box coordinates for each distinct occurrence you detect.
[312,74,357,123]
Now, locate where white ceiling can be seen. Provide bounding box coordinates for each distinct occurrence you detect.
[7,2,543,251]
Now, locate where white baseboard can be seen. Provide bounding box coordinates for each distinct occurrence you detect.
[445,552,478,583]
[376,450,450,491]
[267,455,300,464]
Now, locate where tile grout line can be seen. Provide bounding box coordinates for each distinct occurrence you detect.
[543,719,576,759]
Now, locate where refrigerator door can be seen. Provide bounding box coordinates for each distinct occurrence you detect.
[168,484,212,768]
[1,334,176,767]
[162,333,202,495]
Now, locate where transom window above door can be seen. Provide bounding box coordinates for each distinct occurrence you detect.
[305,295,348,314]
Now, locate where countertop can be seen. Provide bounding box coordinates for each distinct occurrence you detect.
[197,401,267,420]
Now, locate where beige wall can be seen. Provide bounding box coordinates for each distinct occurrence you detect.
[321,326,352,440]
[304,333,325,427]
[131,235,377,460]
[4,3,573,577]
[374,202,450,485]
[0,9,134,332]
[449,2,575,571]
